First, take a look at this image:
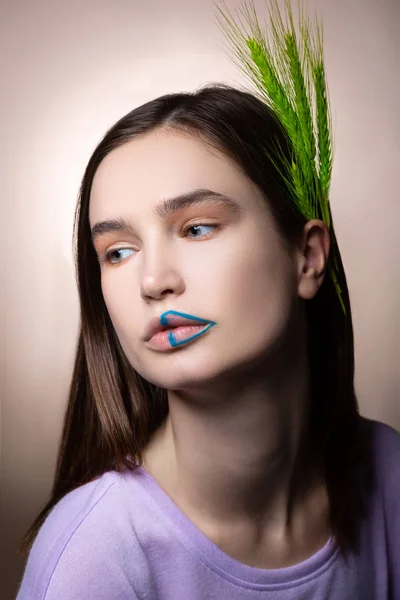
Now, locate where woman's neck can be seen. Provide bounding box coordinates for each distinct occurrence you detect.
[142,343,325,543]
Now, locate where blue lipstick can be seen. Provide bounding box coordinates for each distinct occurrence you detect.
[160,310,217,348]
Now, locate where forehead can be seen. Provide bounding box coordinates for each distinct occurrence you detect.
[89,128,265,221]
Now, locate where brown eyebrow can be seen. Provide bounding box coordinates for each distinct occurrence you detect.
[90,188,242,243]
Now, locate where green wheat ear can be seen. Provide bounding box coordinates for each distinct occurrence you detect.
[214,0,346,316]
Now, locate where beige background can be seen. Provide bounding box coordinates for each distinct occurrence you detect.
[1,0,399,597]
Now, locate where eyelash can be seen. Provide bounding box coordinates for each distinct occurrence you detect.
[101,223,219,265]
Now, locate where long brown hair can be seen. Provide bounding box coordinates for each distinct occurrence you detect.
[19,83,372,560]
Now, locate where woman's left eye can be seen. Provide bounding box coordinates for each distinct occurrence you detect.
[183,224,218,239]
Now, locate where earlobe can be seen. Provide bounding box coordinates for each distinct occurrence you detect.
[298,269,320,300]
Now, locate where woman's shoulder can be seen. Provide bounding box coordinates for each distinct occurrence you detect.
[360,415,400,464]
[359,415,400,504]
[36,464,149,535]
[47,469,121,522]
[34,470,126,548]
[17,468,149,599]
[360,417,400,585]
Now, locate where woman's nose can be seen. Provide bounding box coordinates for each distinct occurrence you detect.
[140,251,185,301]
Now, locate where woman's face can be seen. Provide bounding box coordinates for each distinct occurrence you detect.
[89,128,301,391]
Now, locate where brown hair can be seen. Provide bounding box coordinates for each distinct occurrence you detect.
[19,83,372,561]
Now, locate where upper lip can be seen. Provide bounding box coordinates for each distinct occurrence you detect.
[143,311,212,342]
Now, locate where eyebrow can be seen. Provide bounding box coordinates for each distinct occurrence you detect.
[90,188,242,243]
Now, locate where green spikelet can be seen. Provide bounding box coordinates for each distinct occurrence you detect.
[215,0,345,316]
[329,264,346,315]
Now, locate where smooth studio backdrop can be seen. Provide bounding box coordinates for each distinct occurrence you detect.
[1,0,399,597]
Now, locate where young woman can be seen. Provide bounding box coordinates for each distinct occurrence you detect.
[15,82,400,599]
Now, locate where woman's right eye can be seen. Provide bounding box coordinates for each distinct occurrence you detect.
[102,248,135,265]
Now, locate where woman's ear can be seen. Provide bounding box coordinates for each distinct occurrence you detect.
[297,219,331,301]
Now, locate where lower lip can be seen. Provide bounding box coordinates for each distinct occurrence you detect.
[147,324,213,351]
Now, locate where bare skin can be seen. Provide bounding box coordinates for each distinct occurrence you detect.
[89,127,332,569]
[143,415,331,569]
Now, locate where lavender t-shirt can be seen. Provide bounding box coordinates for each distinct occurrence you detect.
[16,417,400,599]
